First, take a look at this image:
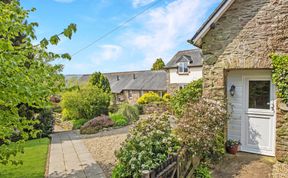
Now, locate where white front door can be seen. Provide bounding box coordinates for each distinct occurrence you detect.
[241,76,276,156]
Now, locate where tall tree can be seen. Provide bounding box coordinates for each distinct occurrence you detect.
[0,0,76,165]
[89,72,111,93]
[151,58,165,70]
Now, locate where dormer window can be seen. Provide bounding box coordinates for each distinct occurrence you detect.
[178,62,189,74]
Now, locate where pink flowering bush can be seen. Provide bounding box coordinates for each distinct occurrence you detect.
[175,98,228,162]
[80,115,114,134]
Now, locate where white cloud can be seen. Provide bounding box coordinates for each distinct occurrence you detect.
[132,0,156,8]
[123,0,221,69]
[90,44,123,65]
[53,0,75,3]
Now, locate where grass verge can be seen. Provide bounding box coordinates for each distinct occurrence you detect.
[0,138,50,178]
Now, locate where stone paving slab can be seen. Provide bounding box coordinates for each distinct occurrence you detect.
[48,131,106,178]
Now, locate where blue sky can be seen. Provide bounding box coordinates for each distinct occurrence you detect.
[21,0,222,74]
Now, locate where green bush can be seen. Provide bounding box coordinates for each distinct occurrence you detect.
[109,113,128,127]
[271,54,288,103]
[170,79,203,116]
[176,99,228,162]
[137,92,163,104]
[194,165,212,178]
[60,86,110,121]
[134,104,144,115]
[17,104,54,138]
[112,114,180,178]
[108,104,119,113]
[117,103,139,122]
[35,109,55,137]
[72,119,87,129]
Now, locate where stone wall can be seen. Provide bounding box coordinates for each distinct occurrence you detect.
[276,101,288,162]
[200,0,288,161]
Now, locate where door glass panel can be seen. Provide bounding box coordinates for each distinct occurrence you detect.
[249,81,270,109]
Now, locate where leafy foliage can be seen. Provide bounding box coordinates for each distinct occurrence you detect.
[194,165,212,178]
[109,113,128,127]
[271,54,288,103]
[170,79,203,116]
[151,58,165,70]
[163,93,171,102]
[137,92,163,104]
[60,86,110,121]
[89,72,111,93]
[80,115,114,134]
[117,103,139,122]
[113,114,180,178]
[0,0,76,165]
[34,109,55,138]
[72,119,87,129]
[176,99,228,162]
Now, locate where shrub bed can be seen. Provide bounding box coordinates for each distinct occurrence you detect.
[137,92,163,104]
[170,79,203,116]
[112,114,180,178]
[109,113,128,127]
[60,86,110,121]
[117,103,139,122]
[80,115,114,134]
[176,98,228,162]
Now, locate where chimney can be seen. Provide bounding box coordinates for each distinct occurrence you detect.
[133,73,136,79]
[116,75,120,81]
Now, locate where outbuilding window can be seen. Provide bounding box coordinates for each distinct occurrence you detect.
[178,62,189,74]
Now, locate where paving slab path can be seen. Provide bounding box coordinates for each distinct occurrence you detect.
[48,131,106,178]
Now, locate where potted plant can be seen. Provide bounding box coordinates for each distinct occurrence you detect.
[226,139,241,154]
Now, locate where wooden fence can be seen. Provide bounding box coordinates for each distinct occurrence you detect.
[141,149,200,178]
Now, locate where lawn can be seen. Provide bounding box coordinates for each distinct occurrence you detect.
[0,138,50,178]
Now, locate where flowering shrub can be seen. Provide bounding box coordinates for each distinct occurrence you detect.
[163,93,171,102]
[80,115,114,134]
[176,99,228,162]
[112,114,180,178]
[170,79,203,116]
[137,92,163,104]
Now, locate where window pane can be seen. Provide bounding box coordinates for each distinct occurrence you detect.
[184,63,188,73]
[249,81,270,109]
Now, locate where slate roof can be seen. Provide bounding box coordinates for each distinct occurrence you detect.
[165,49,202,69]
[65,70,167,94]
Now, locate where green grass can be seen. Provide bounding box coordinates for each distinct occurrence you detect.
[0,138,50,178]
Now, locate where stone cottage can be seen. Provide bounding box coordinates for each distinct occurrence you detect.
[66,70,167,105]
[189,0,288,161]
[165,49,203,94]
[104,70,167,104]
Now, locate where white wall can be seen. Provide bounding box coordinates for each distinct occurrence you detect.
[227,70,272,141]
[169,67,202,84]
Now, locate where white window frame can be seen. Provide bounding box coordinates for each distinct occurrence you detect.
[178,62,189,74]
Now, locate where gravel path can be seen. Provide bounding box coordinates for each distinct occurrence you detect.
[81,126,130,177]
[272,162,288,178]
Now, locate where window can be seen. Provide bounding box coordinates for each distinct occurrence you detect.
[158,91,163,97]
[178,62,189,74]
[249,81,270,109]
[128,91,132,98]
[139,91,143,97]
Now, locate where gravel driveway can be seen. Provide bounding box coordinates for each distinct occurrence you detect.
[80,126,130,177]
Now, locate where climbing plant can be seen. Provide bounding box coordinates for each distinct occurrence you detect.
[0,0,76,165]
[271,54,288,104]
